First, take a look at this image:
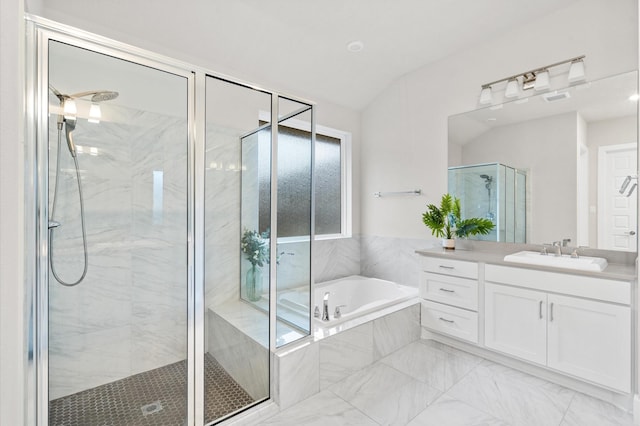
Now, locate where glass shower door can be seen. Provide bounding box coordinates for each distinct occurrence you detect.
[204,76,272,424]
[46,40,190,425]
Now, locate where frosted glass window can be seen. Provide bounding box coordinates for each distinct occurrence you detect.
[258,125,345,237]
[315,135,341,235]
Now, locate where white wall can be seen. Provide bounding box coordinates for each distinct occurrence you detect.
[0,0,25,424]
[361,0,638,239]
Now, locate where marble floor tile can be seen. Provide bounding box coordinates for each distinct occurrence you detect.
[329,363,441,426]
[380,340,479,391]
[406,395,510,426]
[446,360,575,426]
[258,390,377,426]
[560,392,634,426]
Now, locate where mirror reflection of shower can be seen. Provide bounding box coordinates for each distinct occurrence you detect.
[480,174,495,222]
[48,85,119,286]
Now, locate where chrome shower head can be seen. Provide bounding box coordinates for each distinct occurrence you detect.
[90,91,119,102]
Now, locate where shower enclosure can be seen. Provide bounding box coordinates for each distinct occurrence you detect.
[28,17,313,426]
[448,163,527,243]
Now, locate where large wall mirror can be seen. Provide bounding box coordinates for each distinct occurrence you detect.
[449,71,638,252]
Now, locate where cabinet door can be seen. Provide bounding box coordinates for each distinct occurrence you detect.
[547,294,631,392]
[485,283,547,365]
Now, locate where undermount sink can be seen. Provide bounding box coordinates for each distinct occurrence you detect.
[503,250,608,272]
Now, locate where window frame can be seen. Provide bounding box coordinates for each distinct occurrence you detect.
[258,111,352,241]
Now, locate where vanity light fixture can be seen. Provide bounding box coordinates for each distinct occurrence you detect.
[478,55,585,104]
[533,69,550,91]
[63,98,77,119]
[504,78,520,98]
[479,86,492,104]
[567,58,586,83]
[88,103,101,124]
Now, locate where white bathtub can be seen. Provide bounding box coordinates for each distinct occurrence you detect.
[313,275,418,326]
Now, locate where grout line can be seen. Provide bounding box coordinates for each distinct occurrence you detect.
[558,393,577,426]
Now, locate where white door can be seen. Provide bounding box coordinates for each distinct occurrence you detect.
[598,143,637,251]
[484,283,547,365]
[547,294,631,392]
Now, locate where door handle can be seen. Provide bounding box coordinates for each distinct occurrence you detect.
[539,300,543,319]
[549,302,554,322]
[629,231,636,236]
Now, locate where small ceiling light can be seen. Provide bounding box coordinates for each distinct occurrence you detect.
[568,59,586,83]
[534,69,550,91]
[504,78,520,98]
[88,103,101,124]
[346,40,364,53]
[63,98,77,119]
[629,94,639,102]
[479,86,492,105]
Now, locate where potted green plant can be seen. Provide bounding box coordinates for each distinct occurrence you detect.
[422,193,494,249]
[241,228,269,301]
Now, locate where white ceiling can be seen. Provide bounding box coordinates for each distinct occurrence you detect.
[36,0,580,110]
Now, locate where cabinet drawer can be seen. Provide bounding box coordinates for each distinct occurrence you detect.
[421,300,478,344]
[485,264,630,305]
[420,272,478,311]
[421,257,478,279]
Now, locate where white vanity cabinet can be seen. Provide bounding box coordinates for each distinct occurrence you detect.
[484,283,547,365]
[484,264,631,393]
[546,293,630,393]
[420,257,479,344]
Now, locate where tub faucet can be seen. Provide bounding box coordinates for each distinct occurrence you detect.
[322,292,330,321]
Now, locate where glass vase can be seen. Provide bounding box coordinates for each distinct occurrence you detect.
[246,265,263,302]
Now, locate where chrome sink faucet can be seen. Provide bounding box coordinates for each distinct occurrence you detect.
[552,241,562,256]
[322,292,330,321]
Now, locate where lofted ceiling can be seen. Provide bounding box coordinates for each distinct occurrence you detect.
[35,0,580,110]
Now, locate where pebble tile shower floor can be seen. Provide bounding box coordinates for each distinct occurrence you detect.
[49,353,256,425]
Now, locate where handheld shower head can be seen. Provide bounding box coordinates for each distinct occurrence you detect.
[64,117,77,157]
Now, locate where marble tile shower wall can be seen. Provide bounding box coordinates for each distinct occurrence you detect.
[48,106,188,399]
[205,125,242,308]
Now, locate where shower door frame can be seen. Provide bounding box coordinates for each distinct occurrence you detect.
[28,17,199,426]
[26,14,315,426]
[27,16,200,426]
